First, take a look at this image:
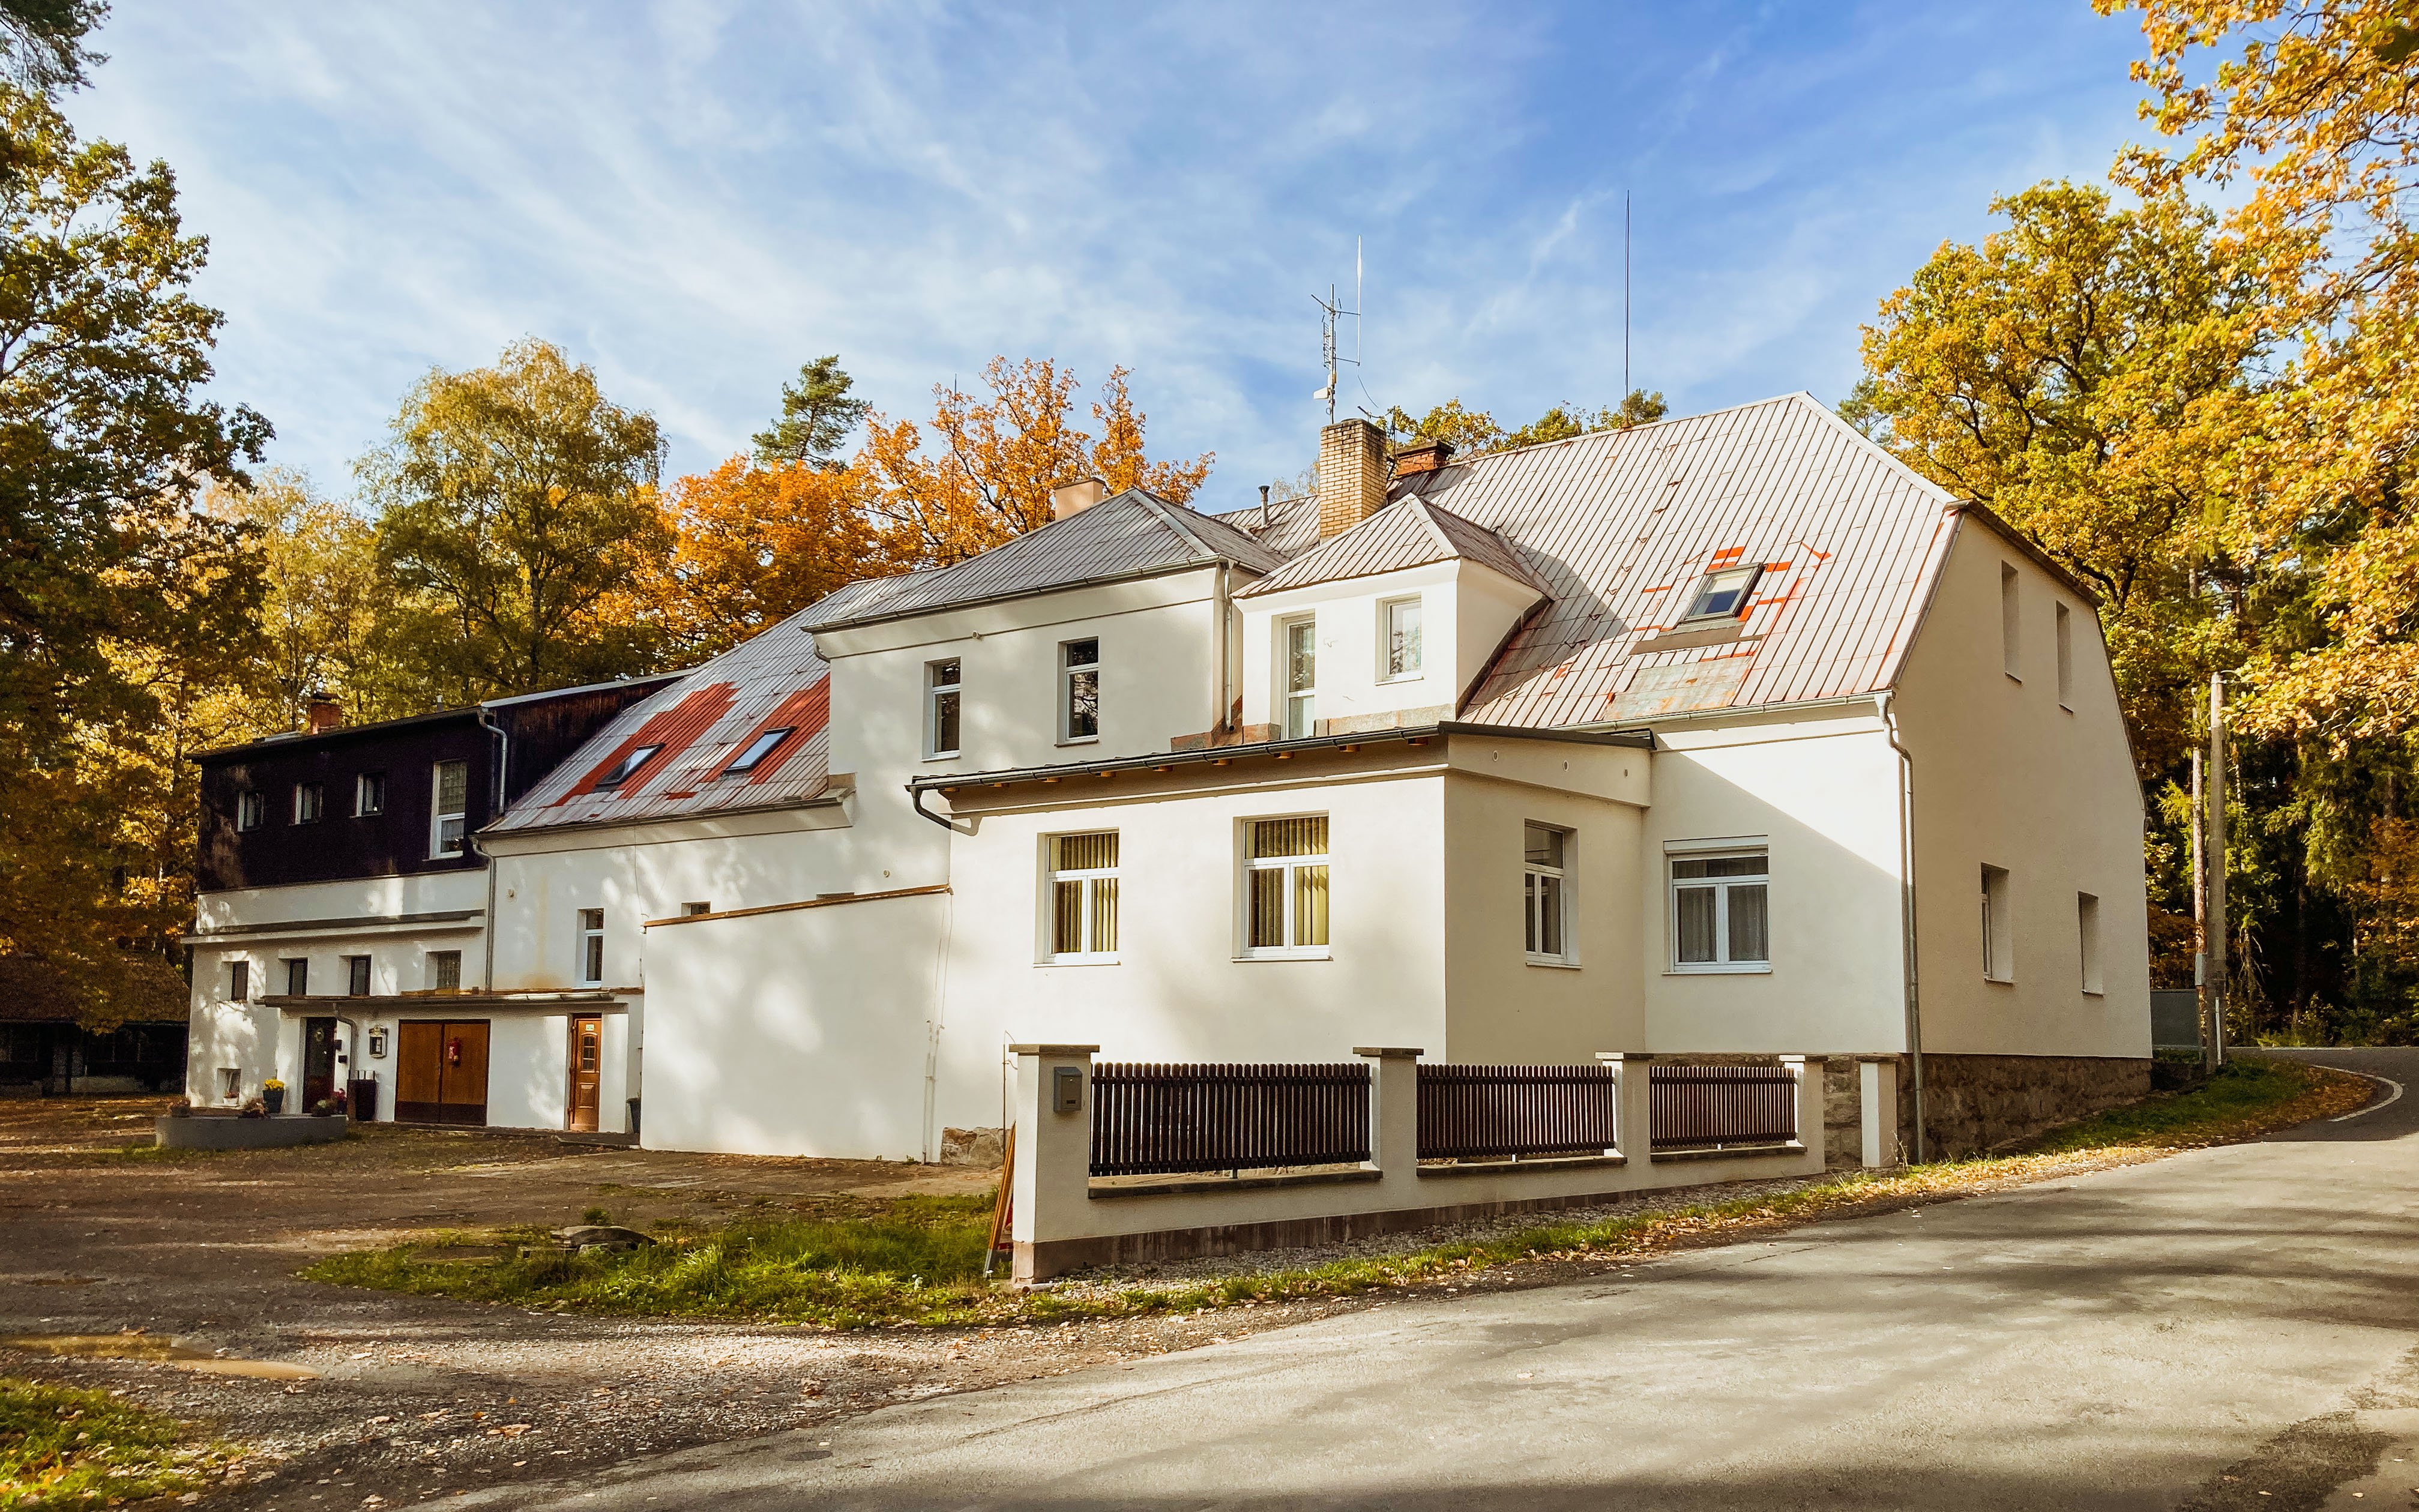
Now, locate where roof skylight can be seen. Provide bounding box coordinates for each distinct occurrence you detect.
[723,727,794,776]
[595,743,663,789]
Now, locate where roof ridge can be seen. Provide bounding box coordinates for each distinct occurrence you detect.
[1399,496,1460,561]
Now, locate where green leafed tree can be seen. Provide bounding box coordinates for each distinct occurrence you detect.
[753,354,871,470]
[363,339,671,705]
[0,0,105,97]
[1384,389,1669,459]
[0,76,271,1017]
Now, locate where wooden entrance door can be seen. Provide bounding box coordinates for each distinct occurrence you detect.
[394,1020,490,1125]
[566,1016,601,1132]
[301,1017,338,1109]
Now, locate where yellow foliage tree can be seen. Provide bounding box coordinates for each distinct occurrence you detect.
[857,358,1213,567]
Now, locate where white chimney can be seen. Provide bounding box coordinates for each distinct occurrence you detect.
[1052,474,1109,521]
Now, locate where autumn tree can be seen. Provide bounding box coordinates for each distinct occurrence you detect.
[626,457,890,658]
[364,339,670,703]
[1384,390,1669,458]
[858,358,1213,567]
[0,76,270,1017]
[1844,180,2267,770]
[753,354,872,469]
[0,0,104,97]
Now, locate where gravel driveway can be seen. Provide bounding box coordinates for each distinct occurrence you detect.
[0,1098,1358,1508]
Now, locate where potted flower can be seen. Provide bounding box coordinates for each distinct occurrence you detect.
[239,1097,267,1119]
[167,1099,192,1118]
[262,1079,286,1115]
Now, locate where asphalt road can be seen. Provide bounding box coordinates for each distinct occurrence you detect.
[493,1048,2419,1511]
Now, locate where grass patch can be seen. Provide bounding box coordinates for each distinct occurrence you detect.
[0,1378,234,1510]
[303,1055,2369,1331]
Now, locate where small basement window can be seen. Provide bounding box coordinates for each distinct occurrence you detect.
[1684,564,1762,621]
[595,744,663,789]
[724,727,793,775]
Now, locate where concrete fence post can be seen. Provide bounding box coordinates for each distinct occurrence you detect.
[1008,1043,1097,1285]
[1780,1055,1822,1154]
[1599,1052,1652,1164]
[1858,1056,1901,1168]
[1355,1047,1423,1174]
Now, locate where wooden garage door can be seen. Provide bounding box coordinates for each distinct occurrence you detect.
[394,1020,490,1125]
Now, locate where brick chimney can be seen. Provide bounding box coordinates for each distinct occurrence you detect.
[305,692,343,735]
[1051,474,1109,521]
[1391,439,1452,478]
[1317,418,1391,540]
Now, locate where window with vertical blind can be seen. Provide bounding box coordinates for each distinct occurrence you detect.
[1047,832,1119,962]
[1243,816,1330,956]
[1669,848,1769,972]
[1524,823,1574,963]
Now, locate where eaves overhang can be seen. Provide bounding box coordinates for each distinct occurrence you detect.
[806,560,1250,639]
[909,721,1652,797]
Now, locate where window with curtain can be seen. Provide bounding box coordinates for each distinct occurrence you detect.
[431,761,468,857]
[1244,816,1330,954]
[1524,823,1573,962]
[1048,831,1119,961]
[1670,849,1768,971]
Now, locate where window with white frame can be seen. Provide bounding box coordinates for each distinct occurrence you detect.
[1062,640,1100,741]
[236,790,266,831]
[1684,564,1762,621]
[577,909,604,986]
[1282,617,1316,738]
[229,960,249,1002]
[1047,832,1119,962]
[2077,891,2102,995]
[2001,563,2021,679]
[927,657,962,757]
[1670,848,1769,971]
[355,771,385,816]
[1244,816,1330,955]
[430,950,462,992]
[1382,597,1423,681]
[2055,602,2074,708]
[293,782,324,824]
[1524,823,1574,963]
[1982,865,2014,981]
[431,761,468,857]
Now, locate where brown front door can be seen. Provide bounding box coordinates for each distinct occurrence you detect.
[395,1020,490,1125]
[301,1017,339,1108]
[567,1016,601,1132]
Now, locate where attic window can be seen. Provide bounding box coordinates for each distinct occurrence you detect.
[1683,565,1762,621]
[724,727,794,776]
[595,744,663,789]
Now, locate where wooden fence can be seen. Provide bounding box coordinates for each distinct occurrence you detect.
[1648,1062,1798,1151]
[1416,1063,1620,1160]
[1089,1061,1371,1177]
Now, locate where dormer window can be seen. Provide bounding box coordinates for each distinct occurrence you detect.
[724,727,793,776]
[1684,564,1762,621]
[595,744,663,789]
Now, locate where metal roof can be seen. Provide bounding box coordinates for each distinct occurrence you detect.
[798,490,1288,634]
[487,610,835,834]
[1235,495,1547,598]
[1213,492,1321,556]
[1376,392,1963,726]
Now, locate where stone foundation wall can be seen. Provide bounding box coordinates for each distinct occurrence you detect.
[1822,1059,1864,1169]
[1897,1052,2150,1158]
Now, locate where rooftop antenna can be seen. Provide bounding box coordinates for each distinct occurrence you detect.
[1312,258,1360,426]
[1624,191,1631,398]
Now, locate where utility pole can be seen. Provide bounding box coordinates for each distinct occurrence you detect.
[2192,747,2209,1073]
[2208,674,2229,1067]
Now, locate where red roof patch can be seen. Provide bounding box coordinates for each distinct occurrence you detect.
[557,683,737,805]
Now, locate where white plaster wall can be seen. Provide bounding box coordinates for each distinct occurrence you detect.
[184,996,278,1107]
[1637,714,1909,1055]
[1893,523,2153,1058]
[1439,744,1649,1061]
[942,765,1452,1072]
[1238,561,1541,729]
[641,892,951,1158]
[193,869,486,933]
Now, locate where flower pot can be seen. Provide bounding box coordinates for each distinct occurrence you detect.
[263,1088,285,1115]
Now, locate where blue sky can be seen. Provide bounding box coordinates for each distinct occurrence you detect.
[73,2,2156,506]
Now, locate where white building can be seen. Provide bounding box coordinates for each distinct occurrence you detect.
[450,393,2150,1160]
